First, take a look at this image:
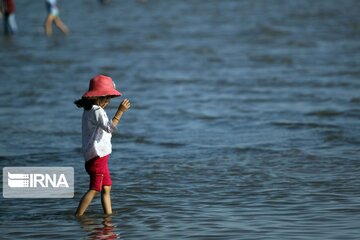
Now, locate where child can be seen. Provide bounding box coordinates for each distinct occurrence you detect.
[74,75,131,216]
[44,0,69,36]
[2,0,18,35]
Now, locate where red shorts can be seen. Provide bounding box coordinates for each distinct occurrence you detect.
[85,155,112,192]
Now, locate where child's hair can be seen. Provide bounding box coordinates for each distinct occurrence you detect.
[74,97,109,110]
[74,97,97,110]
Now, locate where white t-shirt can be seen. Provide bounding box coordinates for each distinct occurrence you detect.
[46,0,59,16]
[82,105,116,161]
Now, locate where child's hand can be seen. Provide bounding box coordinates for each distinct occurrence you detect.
[118,98,131,112]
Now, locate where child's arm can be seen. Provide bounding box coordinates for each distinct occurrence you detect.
[112,98,131,126]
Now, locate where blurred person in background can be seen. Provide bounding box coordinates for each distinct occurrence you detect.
[44,0,69,36]
[1,0,17,35]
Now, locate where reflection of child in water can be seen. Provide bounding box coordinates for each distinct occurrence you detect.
[44,0,68,36]
[78,215,119,239]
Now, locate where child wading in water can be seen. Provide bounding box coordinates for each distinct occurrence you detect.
[44,0,69,36]
[74,75,131,216]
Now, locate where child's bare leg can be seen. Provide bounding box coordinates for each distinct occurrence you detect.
[101,186,112,215]
[44,14,54,36]
[54,17,69,35]
[75,190,98,216]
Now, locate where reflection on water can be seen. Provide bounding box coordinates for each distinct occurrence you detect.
[77,215,120,240]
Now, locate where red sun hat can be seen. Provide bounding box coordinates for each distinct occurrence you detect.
[82,75,122,98]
